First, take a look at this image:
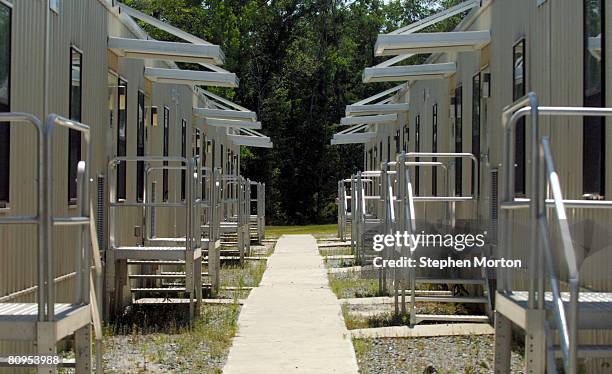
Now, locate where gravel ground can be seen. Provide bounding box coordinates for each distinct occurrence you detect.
[103,304,240,373]
[354,336,525,374]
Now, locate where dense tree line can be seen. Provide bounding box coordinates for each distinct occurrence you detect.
[126,0,461,224]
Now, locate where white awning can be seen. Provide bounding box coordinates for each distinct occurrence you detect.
[363,62,455,83]
[145,67,238,87]
[345,103,410,116]
[331,124,376,145]
[340,114,397,126]
[109,37,225,64]
[375,30,490,56]
[204,118,262,129]
[193,107,257,121]
[228,128,272,148]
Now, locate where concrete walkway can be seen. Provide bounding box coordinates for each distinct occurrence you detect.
[223,235,359,374]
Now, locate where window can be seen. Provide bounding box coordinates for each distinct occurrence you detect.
[0,3,10,206]
[432,104,438,196]
[395,129,400,154]
[415,115,420,196]
[220,144,224,172]
[472,72,481,196]
[454,86,463,196]
[386,136,390,162]
[163,107,169,202]
[117,77,127,200]
[136,91,145,202]
[67,47,82,204]
[368,149,373,171]
[403,124,409,151]
[583,0,605,197]
[513,39,526,195]
[181,119,186,200]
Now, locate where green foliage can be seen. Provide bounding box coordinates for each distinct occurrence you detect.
[125,0,461,225]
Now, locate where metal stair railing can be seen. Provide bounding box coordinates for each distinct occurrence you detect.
[394,151,481,325]
[0,113,103,372]
[539,137,578,374]
[498,92,612,373]
[108,155,201,316]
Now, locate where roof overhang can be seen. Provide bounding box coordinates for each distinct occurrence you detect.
[345,103,410,116]
[375,30,490,56]
[145,67,238,87]
[331,132,376,145]
[340,114,398,126]
[204,118,262,129]
[363,62,456,83]
[193,107,257,121]
[109,37,225,64]
[229,134,273,148]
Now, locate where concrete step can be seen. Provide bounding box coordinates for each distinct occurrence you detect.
[416,277,487,285]
[128,273,209,279]
[414,314,490,324]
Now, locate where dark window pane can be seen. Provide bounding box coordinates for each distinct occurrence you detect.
[455,86,463,196]
[163,107,169,202]
[117,78,127,200]
[472,73,481,196]
[415,115,420,196]
[432,104,438,196]
[513,40,526,195]
[583,0,605,196]
[181,119,186,200]
[0,3,10,204]
[136,91,145,202]
[68,48,82,203]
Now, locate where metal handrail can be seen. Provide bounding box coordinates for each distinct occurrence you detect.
[499,93,612,374]
[539,137,578,374]
[0,113,103,371]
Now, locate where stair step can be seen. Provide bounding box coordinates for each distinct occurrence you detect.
[131,287,187,293]
[415,295,488,303]
[416,277,486,285]
[414,314,490,323]
[129,273,209,279]
[553,345,612,358]
[128,260,185,265]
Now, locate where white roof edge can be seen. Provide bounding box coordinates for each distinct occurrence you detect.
[340,114,398,126]
[363,62,456,83]
[375,30,491,56]
[331,132,376,145]
[345,103,410,116]
[108,37,225,65]
[145,67,238,88]
[193,107,257,121]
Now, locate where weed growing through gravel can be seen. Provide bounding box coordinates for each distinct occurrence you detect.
[328,270,386,299]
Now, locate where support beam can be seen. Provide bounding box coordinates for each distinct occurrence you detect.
[203,118,262,129]
[345,103,410,116]
[375,31,490,56]
[145,67,238,87]
[108,37,225,64]
[363,62,456,83]
[229,134,273,148]
[340,114,398,126]
[331,132,376,145]
[193,108,257,121]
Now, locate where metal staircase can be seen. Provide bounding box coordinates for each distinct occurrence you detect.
[0,113,103,373]
[106,155,202,318]
[381,152,491,325]
[494,93,612,373]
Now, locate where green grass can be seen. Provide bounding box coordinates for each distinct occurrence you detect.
[328,271,384,299]
[265,224,337,238]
